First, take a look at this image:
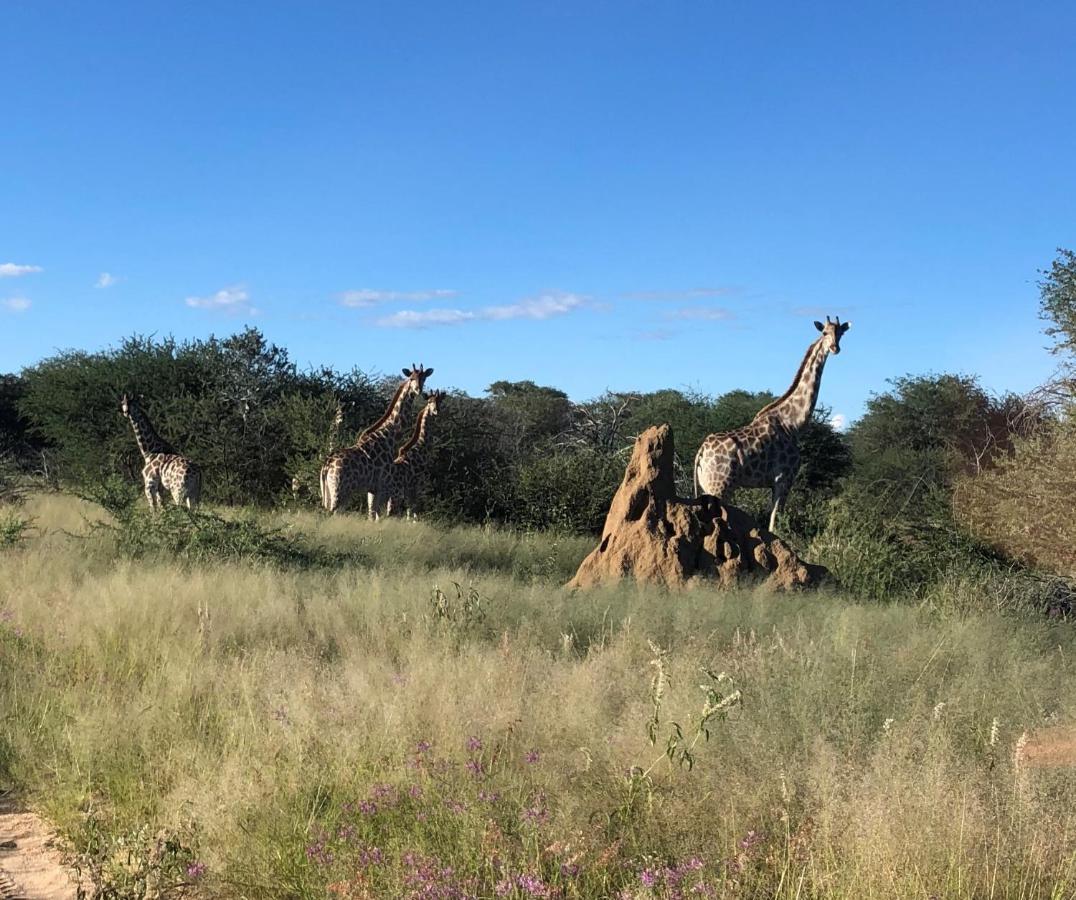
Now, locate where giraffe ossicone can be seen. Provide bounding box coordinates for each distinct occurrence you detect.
[120,393,202,511]
[319,364,433,518]
[694,317,850,532]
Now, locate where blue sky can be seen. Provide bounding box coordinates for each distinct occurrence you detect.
[3,1,1074,426]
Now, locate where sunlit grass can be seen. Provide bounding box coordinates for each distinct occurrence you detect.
[1,494,1075,898]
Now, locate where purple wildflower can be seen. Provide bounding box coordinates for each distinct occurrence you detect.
[520,794,549,827]
[305,840,333,866]
[739,829,763,851]
[370,783,400,806]
[524,749,541,764]
[516,872,551,897]
[409,784,423,798]
[640,868,659,888]
[185,861,207,880]
[358,800,378,816]
[417,740,432,754]
[401,851,477,899]
[466,735,482,752]
[358,846,384,867]
[466,758,483,779]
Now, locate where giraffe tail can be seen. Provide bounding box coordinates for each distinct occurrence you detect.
[188,469,202,509]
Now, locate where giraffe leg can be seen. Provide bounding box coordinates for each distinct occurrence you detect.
[367,491,378,521]
[324,468,342,514]
[145,476,162,512]
[769,476,790,533]
[184,469,201,511]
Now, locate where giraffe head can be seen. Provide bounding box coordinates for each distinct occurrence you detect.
[813,316,851,355]
[120,393,137,417]
[424,390,447,417]
[402,364,434,398]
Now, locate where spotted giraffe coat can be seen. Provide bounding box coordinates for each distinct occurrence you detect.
[121,394,201,510]
[694,318,849,532]
[320,366,432,517]
[385,390,445,518]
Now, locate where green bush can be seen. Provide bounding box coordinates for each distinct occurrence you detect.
[515,449,624,533]
[0,511,32,549]
[95,506,349,569]
[807,483,998,602]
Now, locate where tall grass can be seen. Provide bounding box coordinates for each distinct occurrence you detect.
[1,495,1075,898]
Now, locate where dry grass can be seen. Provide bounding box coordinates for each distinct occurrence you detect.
[955,424,1076,578]
[1,494,1075,898]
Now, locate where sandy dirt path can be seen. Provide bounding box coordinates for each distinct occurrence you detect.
[0,795,81,900]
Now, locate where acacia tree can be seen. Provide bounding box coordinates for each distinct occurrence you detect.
[1038,247,1076,405]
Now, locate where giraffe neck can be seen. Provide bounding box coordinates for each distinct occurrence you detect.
[356,379,412,449]
[327,406,344,454]
[125,404,174,458]
[396,406,433,463]
[755,337,829,431]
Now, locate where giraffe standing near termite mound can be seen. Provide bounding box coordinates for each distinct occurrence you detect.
[320,365,433,517]
[120,394,202,510]
[386,389,446,519]
[694,317,850,532]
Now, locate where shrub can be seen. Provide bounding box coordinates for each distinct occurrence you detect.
[808,483,995,601]
[955,423,1076,577]
[95,506,349,569]
[0,511,32,549]
[514,449,623,533]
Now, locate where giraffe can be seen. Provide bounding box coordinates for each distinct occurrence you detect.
[120,394,202,511]
[292,400,344,501]
[320,364,433,517]
[385,390,446,519]
[694,317,850,532]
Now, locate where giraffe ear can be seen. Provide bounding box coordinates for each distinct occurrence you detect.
[839,321,851,333]
[813,321,824,332]
[423,367,434,378]
[402,368,412,378]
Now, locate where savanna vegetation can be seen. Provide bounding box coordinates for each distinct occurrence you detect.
[1,250,1075,899]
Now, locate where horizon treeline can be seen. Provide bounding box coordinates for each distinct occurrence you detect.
[2,248,1074,595]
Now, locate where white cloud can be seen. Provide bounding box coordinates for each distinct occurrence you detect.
[829,413,847,431]
[339,288,458,308]
[667,307,736,321]
[184,284,256,315]
[3,297,31,313]
[376,292,587,329]
[376,308,476,328]
[96,272,120,288]
[0,263,43,278]
[484,293,585,321]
